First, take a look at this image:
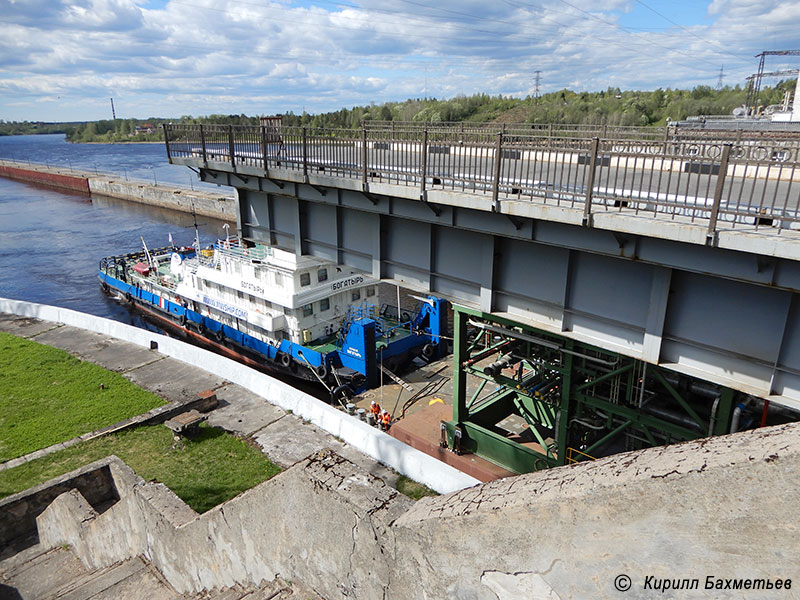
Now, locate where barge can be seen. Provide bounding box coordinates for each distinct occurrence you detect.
[98,236,448,399]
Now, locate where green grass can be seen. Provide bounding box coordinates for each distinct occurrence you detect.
[0,424,280,513]
[396,475,438,500]
[0,331,165,461]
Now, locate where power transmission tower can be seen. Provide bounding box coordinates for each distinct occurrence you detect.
[533,71,541,99]
[716,66,724,90]
[110,98,116,119]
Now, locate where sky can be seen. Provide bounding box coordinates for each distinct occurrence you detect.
[1,0,799,121]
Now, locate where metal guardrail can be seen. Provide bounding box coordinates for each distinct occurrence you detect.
[165,123,800,236]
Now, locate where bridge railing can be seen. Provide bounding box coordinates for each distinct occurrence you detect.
[164,123,800,235]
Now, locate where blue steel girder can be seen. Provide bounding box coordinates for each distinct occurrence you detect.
[189,162,800,411]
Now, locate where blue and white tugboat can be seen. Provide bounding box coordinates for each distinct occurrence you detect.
[98,233,448,399]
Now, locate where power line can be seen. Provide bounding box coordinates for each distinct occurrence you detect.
[633,0,743,60]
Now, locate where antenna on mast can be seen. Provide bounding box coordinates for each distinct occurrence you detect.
[191,202,200,252]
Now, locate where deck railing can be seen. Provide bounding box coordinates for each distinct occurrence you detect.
[165,123,800,236]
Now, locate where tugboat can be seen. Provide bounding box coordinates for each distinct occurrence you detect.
[98,233,448,400]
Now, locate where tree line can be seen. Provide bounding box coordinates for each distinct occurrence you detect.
[5,79,796,142]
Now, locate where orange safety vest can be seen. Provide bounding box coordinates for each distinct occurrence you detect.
[371,404,381,416]
[382,412,391,426]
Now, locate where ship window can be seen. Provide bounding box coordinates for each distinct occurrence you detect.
[320,298,330,311]
[317,268,328,282]
[303,303,313,317]
[352,290,361,301]
[300,272,311,287]
[366,286,375,297]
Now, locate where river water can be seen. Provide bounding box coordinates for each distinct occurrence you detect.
[0,134,231,324]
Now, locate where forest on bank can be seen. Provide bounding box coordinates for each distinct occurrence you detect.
[3,78,796,143]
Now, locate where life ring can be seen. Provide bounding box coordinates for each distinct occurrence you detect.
[315,363,329,379]
[196,320,206,335]
[401,311,411,323]
[331,384,354,402]
[213,328,224,342]
[422,342,437,359]
[178,314,187,327]
[280,352,292,368]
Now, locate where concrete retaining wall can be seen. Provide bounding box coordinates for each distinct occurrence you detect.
[0,160,235,222]
[0,298,480,495]
[38,452,407,597]
[0,459,117,550]
[87,178,235,222]
[28,421,800,599]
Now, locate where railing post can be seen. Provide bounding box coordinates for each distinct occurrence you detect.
[260,125,269,172]
[163,124,172,162]
[583,137,600,226]
[420,127,428,200]
[361,125,368,186]
[706,143,732,242]
[491,132,504,212]
[302,127,309,182]
[199,124,208,168]
[228,124,236,171]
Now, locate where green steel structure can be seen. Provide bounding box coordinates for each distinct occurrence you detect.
[442,305,748,474]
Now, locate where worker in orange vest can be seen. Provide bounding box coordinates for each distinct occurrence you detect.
[370,400,381,423]
[381,410,391,431]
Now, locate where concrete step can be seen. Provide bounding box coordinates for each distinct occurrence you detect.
[0,546,88,600]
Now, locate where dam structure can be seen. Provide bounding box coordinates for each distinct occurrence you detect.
[166,121,800,473]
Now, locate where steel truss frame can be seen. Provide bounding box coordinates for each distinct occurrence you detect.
[443,305,736,474]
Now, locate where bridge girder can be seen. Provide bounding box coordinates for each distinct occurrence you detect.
[197,166,800,412]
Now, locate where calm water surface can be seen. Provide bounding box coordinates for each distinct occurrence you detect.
[0,134,231,323]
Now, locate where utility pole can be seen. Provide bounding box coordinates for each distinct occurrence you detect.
[716,66,724,90]
[110,97,116,120]
[533,70,541,99]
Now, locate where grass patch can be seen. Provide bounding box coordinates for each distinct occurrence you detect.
[0,331,165,461]
[396,475,438,500]
[0,424,280,513]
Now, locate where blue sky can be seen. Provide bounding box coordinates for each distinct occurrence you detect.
[1,0,798,121]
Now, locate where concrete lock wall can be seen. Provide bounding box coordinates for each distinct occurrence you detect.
[87,178,236,222]
[30,423,800,599]
[0,298,479,495]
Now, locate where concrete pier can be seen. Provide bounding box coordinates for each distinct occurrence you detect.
[0,159,236,222]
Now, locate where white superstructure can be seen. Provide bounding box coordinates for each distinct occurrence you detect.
[165,238,377,346]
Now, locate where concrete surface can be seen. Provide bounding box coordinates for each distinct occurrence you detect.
[35,454,408,599]
[0,542,321,600]
[20,421,800,599]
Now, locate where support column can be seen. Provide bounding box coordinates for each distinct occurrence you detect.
[452,306,469,424]
[642,266,671,363]
[556,341,573,466]
[479,235,496,313]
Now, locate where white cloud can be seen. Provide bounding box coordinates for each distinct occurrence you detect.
[0,0,798,121]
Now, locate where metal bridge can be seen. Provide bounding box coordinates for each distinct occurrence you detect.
[165,121,800,473]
